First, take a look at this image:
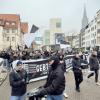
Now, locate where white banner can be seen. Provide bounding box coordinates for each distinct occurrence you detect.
[23,33,35,48]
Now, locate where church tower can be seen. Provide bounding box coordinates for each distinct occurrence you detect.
[82,4,88,29]
[80,4,88,48]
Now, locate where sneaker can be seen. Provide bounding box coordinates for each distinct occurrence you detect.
[63,93,68,98]
[76,88,80,92]
[96,82,100,86]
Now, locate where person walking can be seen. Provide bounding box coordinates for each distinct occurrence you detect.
[72,53,83,92]
[87,51,100,85]
[58,53,68,98]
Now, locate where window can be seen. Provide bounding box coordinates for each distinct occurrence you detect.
[91,27,94,31]
[56,22,61,28]
[12,29,17,33]
[6,29,9,33]
[12,22,15,25]
[94,39,96,44]
[88,29,90,33]
[97,29,100,33]
[97,21,100,25]
[3,29,6,33]
[6,22,10,25]
[7,37,9,41]
[95,25,96,29]
[12,37,15,41]
[0,20,2,24]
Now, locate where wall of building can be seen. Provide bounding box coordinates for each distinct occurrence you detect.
[0,14,28,51]
[43,30,50,45]
[2,27,22,50]
[49,18,63,44]
[0,26,3,50]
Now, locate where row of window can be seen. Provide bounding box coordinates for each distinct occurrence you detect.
[0,20,16,25]
[85,32,96,40]
[91,32,96,38]
[7,37,15,41]
[86,39,96,46]
[3,29,17,33]
[87,25,96,33]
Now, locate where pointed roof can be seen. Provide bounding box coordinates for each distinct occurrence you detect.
[81,4,88,29]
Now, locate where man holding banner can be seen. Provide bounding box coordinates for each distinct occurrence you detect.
[35,56,65,100]
[9,61,27,100]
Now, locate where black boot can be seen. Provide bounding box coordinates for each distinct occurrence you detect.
[76,87,80,92]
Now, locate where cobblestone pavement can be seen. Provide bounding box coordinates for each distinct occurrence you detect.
[0,71,100,100]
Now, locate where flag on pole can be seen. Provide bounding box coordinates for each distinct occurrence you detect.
[30,24,39,33]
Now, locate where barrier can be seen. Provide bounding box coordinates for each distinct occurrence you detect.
[22,55,74,83]
[0,58,7,86]
[0,58,4,68]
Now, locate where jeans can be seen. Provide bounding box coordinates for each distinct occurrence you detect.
[10,94,26,100]
[47,94,63,100]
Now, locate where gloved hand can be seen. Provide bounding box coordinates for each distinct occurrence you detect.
[34,87,47,98]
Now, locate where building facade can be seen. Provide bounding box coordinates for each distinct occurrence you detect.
[85,10,100,50]
[65,33,79,48]
[43,18,64,45]
[43,30,50,45]
[49,18,64,45]
[72,34,80,48]
[0,14,28,50]
[80,5,88,48]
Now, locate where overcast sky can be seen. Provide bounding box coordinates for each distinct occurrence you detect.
[0,0,100,34]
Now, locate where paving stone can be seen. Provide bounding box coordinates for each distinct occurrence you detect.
[0,71,100,100]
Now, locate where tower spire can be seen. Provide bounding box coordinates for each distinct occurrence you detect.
[82,3,88,29]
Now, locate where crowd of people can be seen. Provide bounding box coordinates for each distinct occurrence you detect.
[0,49,100,100]
[0,49,73,70]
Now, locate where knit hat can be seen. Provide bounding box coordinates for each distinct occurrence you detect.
[48,55,59,62]
[16,61,22,66]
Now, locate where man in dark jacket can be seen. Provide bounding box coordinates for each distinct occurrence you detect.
[58,53,68,98]
[97,50,100,63]
[9,61,27,100]
[35,56,65,100]
[72,53,83,92]
[87,51,100,85]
